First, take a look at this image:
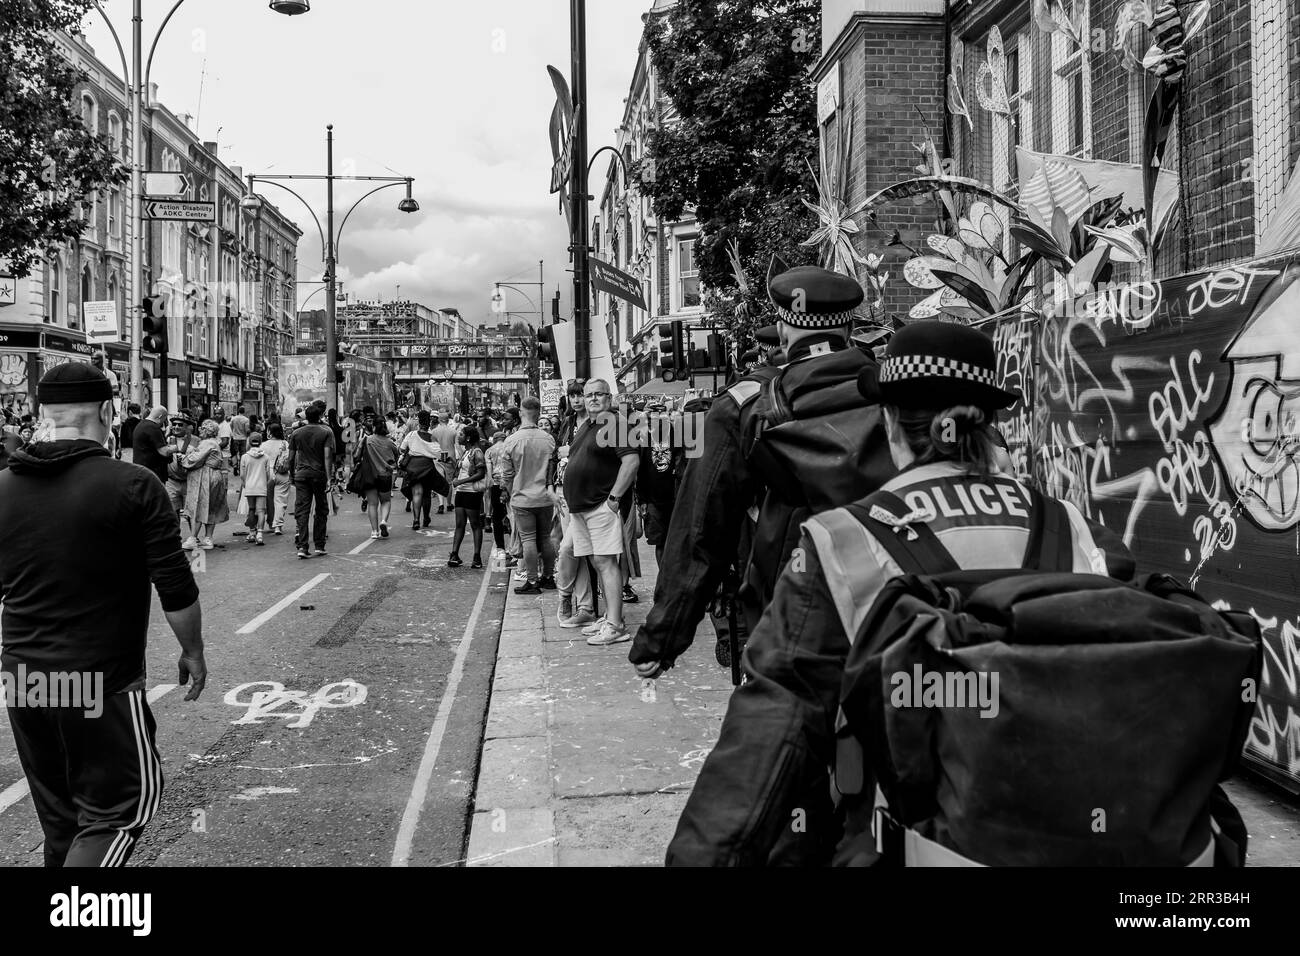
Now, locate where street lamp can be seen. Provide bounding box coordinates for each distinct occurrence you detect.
[92,0,308,410]
[245,126,419,410]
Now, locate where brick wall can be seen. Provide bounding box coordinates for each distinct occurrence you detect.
[824,15,946,318]
[1179,0,1256,270]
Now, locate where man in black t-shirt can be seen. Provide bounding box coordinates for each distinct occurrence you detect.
[132,406,175,487]
[562,379,639,646]
[287,404,335,558]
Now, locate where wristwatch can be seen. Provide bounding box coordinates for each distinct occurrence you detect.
[607,494,621,507]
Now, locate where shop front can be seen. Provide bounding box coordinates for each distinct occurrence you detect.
[218,371,242,416]
[0,327,40,420]
[188,368,214,420]
[243,376,264,417]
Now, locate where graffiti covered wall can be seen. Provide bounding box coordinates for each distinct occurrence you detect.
[996,256,1300,792]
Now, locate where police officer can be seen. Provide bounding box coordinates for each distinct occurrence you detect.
[663,321,1134,866]
[630,262,892,685]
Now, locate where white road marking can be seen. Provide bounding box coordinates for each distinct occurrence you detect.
[236,573,331,634]
[0,683,177,817]
[348,537,375,555]
[391,564,494,866]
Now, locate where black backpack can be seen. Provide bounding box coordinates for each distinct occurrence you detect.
[737,355,895,627]
[834,487,1262,866]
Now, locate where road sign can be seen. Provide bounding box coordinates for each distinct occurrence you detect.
[143,199,215,222]
[83,300,120,342]
[143,172,191,196]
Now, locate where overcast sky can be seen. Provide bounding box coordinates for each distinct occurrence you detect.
[84,0,653,329]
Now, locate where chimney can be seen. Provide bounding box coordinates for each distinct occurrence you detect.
[178,112,194,129]
[230,165,243,181]
[148,82,159,106]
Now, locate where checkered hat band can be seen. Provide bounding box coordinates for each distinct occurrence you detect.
[880,354,996,387]
[774,306,856,329]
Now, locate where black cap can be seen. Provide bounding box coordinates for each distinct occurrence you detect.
[767,261,863,329]
[862,320,1019,411]
[37,361,113,405]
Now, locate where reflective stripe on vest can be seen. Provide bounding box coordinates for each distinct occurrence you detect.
[726,379,762,407]
[803,507,902,643]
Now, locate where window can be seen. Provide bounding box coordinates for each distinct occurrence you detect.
[108,187,121,242]
[1051,16,1091,157]
[108,113,121,156]
[48,257,62,324]
[75,265,92,328]
[80,94,96,131]
[677,237,700,309]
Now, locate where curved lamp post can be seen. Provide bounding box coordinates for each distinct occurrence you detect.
[93,0,308,409]
[242,126,419,410]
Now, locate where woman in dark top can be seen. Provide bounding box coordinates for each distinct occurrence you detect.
[326,408,345,460]
[448,425,487,568]
[356,420,399,538]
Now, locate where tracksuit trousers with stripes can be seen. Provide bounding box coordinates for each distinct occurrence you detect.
[7,689,163,867]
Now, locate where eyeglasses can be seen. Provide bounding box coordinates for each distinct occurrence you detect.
[584,391,610,399]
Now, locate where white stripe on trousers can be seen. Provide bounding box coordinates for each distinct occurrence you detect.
[101,691,163,867]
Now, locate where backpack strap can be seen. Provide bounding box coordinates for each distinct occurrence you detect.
[846,490,959,577]
[1021,486,1073,572]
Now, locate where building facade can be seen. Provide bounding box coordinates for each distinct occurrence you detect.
[594,0,705,396]
[0,31,302,422]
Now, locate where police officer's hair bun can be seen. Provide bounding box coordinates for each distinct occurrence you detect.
[896,404,999,474]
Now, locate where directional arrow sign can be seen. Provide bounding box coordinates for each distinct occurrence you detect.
[144,172,191,196]
[144,199,215,222]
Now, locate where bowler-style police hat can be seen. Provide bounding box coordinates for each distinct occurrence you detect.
[860,320,1019,412]
[766,259,863,330]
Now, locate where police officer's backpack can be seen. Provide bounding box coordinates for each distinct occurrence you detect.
[834,487,1262,867]
[735,354,895,625]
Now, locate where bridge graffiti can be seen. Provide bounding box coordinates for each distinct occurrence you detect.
[993,255,1300,792]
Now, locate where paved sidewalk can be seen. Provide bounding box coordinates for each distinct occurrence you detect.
[466,539,731,866]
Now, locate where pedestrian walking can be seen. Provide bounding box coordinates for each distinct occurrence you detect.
[118,403,142,463]
[183,420,230,551]
[164,411,199,547]
[262,422,291,536]
[237,432,271,545]
[431,412,459,515]
[563,379,640,645]
[447,425,489,568]
[499,397,557,592]
[229,404,251,468]
[213,405,231,459]
[0,361,205,867]
[399,410,450,530]
[356,420,399,538]
[132,405,176,489]
[287,403,335,558]
[551,379,597,626]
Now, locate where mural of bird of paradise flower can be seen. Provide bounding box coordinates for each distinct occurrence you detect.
[1033,0,1085,45]
[948,38,973,131]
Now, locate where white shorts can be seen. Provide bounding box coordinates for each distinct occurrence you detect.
[569,504,624,558]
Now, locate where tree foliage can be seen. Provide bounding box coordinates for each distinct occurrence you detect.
[0,1,125,278]
[637,0,820,344]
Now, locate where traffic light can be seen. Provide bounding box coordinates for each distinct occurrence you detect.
[141,294,168,354]
[537,324,560,379]
[657,319,685,382]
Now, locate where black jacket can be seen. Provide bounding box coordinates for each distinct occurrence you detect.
[0,440,199,694]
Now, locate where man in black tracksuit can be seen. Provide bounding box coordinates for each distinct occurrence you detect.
[0,362,206,867]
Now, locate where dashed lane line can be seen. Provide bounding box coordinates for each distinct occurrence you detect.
[235,573,331,635]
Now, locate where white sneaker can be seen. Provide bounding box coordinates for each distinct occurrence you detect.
[559,608,596,629]
[181,536,198,551]
[580,617,608,637]
[585,620,630,646]
[199,538,215,550]
[371,531,381,539]
[513,569,529,582]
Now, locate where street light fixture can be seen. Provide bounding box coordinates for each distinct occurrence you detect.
[245,126,419,411]
[92,0,308,409]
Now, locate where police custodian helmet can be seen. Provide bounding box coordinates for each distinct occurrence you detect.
[766,258,864,329]
[859,320,1021,413]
